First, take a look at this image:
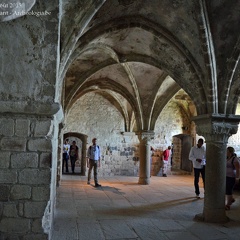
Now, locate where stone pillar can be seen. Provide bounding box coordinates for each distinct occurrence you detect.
[193,114,240,223]
[0,102,60,239]
[81,135,88,176]
[57,123,64,186]
[137,131,154,185]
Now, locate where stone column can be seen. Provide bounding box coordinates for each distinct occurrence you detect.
[81,135,88,176]
[0,101,60,238]
[57,123,64,186]
[193,114,240,223]
[137,131,154,185]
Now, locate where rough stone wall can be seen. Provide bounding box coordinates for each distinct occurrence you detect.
[151,152,162,176]
[153,101,188,149]
[64,92,140,177]
[63,93,240,178]
[0,115,52,239]
[0,1,60,238]
[0,1,59,104]
[64,92,190,177]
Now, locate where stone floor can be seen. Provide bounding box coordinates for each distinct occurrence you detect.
[51,174,240,240]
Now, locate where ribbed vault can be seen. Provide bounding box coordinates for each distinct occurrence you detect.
[60,0,240,132]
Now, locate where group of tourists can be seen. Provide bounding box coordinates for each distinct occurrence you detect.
[62,139,79,174]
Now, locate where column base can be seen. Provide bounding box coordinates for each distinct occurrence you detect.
[138,177,150,185]
[194,211,229,223]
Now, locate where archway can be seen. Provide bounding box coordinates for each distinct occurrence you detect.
[172,134,193,173]
[63,132,88,175]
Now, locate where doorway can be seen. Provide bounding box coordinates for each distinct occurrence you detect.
[172,134,193,172]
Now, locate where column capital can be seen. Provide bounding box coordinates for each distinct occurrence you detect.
[136,131,155,142]
[192,114,240,142]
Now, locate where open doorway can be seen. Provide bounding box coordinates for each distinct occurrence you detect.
[63,132,88,175]
[172,134,193,172]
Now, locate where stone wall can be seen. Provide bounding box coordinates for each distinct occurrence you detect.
[64,92,190,177]
[0,2,60,238]
[64,93,140,177]
[153,101,190,149]
[0,115,53,239]
[63,93,240,178]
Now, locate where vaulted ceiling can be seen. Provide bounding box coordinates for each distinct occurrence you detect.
[59,0,240,131]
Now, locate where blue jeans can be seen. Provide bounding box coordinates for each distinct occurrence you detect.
[194,167,205,195]
[62,153,69,172]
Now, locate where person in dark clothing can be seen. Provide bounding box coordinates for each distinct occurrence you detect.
[69,141,78,174]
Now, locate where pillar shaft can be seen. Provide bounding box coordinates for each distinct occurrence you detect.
[81,136,87,176]
[193,114,240,223]
[137,131,154,185]
[204,135,228,222]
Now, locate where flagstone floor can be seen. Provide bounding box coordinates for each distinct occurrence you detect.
[51,174,240,240]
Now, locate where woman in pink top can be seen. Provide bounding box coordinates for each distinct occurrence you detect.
[225,147,240,210]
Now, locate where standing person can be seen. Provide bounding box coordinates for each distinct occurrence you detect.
[225,147,239,210]
[69,141,79,174]
[189,138,206,198]
[87,138,101,187]
[170,143,174,166]
[150,146,155,177]
[162,146,171,177]
[62,139,70,173]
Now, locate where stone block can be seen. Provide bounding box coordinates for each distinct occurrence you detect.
[28,139,52,152]
[40,153,52,168]
[0,185,10,201]
[15,119,30,137]
[0,152,10,168]
[0,202,3,216]
[10,185,31,200]
[32,186,50,201]
[0,233,20,240]
[0,217,30,233]
[0,137,26,151]
[24,201,47,218]
[3,203,18,217]
[0,118,14,136]
[19,169,51,184]
[0,170,17,184]
[19,203,24,217]
[11,152,38,169]
[34,120,52,137]
[32,218,43,233]
[23,233,48,240]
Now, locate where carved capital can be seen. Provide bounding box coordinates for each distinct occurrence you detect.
[192,114,240,143]
[136,131,155,143]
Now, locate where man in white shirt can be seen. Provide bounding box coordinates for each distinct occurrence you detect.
[87,138,101,187]
[62,139,70,173]
[189,138,206,198]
